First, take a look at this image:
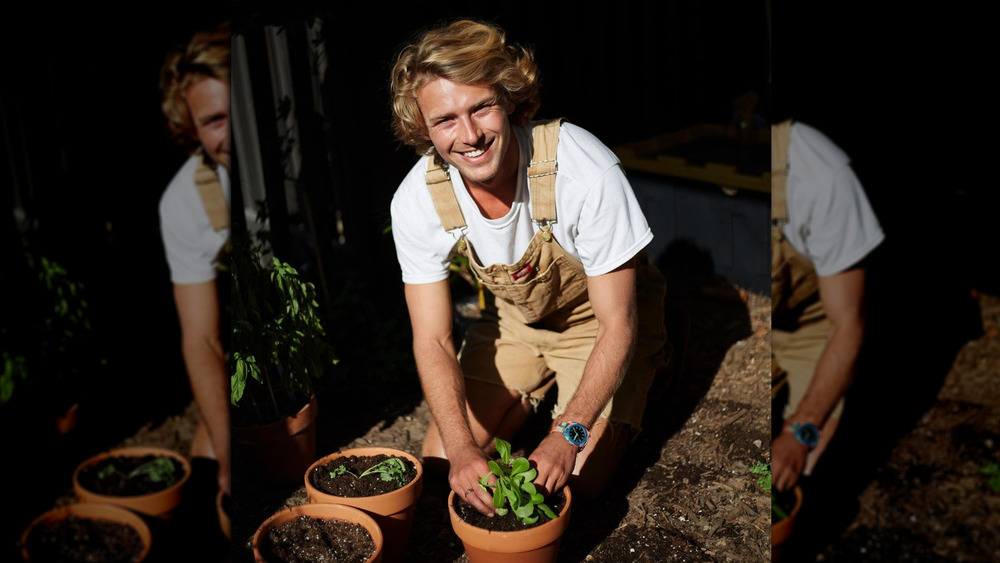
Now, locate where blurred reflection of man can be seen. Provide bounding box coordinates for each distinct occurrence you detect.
[770,119,884,492]
[157,22,231,500]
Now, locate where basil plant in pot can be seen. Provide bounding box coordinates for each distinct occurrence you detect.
[229,220,337,486]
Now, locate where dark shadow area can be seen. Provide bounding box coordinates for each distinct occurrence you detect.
[1,6,228,562]
[773,4,993,559]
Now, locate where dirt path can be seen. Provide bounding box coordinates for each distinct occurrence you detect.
[814,292,1000,562]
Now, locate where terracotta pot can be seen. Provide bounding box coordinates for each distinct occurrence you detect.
[305,447,423,563]
[448,485,572,563]
[771,485,803,563]
[217,490,231,540]
[233,394,318,486]
[252,503,383,563]
[73,446,191,517]
[55,402,79,435]
[21,502,152,562]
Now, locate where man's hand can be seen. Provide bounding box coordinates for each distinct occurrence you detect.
[772,431,809,492]
[528,432,578,495]
[449,443,496,517]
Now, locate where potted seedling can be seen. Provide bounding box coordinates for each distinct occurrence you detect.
[73,446,191,517]
[305,448,423,563]
[448,438,571,563]
[21,503,152,563]
[253,503,383,563]
[749,461,802,563]
[230,214,337,486]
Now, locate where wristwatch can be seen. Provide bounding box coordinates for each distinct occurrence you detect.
[786,421,820,450]
[552,421,589,451]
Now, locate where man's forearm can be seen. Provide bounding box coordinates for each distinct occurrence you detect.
[413,338,477,453]
[790,319,864,426]
[559,315,637,429]
[182,335,230,459]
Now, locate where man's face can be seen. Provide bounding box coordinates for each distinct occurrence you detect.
[186,77,230,171]
[417,78,517,192]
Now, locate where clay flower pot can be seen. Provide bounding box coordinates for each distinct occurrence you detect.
[73,446,191,517]
[771,485,803,563]
[233,394,318,486]
[252,503,383,563]
[448,485,572,563]
[304,447,422,563]
[21,502,152,562]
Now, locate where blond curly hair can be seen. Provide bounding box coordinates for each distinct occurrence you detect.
[159,22,230,151]
[390,20,541,155]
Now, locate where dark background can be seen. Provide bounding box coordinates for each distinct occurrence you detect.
[773,4,996,558]
[1,4,230,560]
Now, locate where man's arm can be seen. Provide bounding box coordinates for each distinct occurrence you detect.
[529,260,638,495]
[404,280,495,515]
[772,268,866,492]
[173,281,230,495]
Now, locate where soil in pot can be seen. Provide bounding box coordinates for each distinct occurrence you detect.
[453,489,567,532]
[24,514,145,563]
[310,454,418,497]
[77,454,186,496]
[259,514,375,563]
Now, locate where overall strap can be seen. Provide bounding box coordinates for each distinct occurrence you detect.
[771,119,792,225]
[425,154,467,232]
[194,152,229,232]
[527,118,563,226]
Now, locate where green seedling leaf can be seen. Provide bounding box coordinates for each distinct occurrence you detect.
[537,503,557,519]
[488,460,504,478]
[496,438,511,465]
[495,507,508,516]
[493,485,504,508]
[98,465,117,480]
[522,468,537,483]
[511,457,530,476]
[478,473,491,487]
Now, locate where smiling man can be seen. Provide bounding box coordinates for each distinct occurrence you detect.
[389,20,667,516]
[157,21,231,504]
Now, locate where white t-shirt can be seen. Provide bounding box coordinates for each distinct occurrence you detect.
[783,122,884,277]
[159,154,230,284]
[390,121,653,285]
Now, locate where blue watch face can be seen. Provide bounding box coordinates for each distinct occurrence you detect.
[564,423,588,446]
[793,422,819,447]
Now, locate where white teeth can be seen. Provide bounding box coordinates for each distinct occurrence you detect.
[462,148,485,157]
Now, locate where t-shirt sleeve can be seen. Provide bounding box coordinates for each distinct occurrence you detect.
[390,187,453,284]
[159,194,219,285]
[573,164,654,276]
[804,164,885,276]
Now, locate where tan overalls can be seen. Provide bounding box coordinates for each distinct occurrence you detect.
[424,119,668,432]
[770,120,841,421]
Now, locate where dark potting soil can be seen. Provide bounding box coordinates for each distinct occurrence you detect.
[261,515,375,563]
[77,454,185,496]
[454,488,567,532]
[25,515,144,563]
[310,454,417,497]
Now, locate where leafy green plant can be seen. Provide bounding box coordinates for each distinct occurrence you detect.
[748,461,789,520]
[1,255,105,408]
[97,458,178,486]
[229,212,337,425]
[477,438,558,524]
[982,462,1000,492]
[330,457,409,489]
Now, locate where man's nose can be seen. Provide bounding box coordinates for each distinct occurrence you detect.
[457,115,481,145]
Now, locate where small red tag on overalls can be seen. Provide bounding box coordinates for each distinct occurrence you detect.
[512,264,535,280]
